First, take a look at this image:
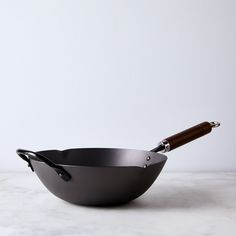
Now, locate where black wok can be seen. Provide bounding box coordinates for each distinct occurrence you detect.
[17,121,220,206]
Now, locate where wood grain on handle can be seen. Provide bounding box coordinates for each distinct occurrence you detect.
[164,122,213,151]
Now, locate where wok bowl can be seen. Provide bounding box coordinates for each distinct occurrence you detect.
[27,148,167,206]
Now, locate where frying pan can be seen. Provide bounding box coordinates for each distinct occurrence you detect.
[16,121,220,206]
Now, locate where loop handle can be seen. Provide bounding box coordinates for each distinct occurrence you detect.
[16,149,71,181]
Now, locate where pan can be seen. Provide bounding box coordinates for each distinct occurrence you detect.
[16,121,220,206]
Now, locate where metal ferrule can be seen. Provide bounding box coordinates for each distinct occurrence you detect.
[210,121,220,128]
[158,139,170,153]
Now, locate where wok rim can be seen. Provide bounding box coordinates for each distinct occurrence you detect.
[32,147,168,168]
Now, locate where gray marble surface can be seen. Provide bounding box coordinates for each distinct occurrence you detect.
[0,172,235,236]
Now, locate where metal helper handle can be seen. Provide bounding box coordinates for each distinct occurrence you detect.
[151,121,220,153]
[16,149,71,181]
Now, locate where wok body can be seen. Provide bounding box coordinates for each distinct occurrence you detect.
[30,148,167,206]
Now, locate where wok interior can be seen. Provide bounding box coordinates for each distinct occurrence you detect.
[36,148,167,168]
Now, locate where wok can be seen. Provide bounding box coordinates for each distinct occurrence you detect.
[16,121,220,206]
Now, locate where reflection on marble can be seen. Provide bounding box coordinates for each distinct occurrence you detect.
[0,172,236,236]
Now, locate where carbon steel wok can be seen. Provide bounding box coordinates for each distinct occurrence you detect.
[17,121,220,206]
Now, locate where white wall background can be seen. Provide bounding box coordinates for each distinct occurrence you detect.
[0,0,235,171]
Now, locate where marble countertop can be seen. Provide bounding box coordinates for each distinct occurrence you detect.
[0,172,235,236]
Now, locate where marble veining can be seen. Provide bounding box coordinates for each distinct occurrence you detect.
[0,172,235,236]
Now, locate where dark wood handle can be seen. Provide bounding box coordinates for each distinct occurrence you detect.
[165,122,213,151]
[151,121,220,153]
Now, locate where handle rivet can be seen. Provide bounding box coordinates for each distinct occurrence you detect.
[59,173,63,177]
[143,164,147,168]
[146,156,151,161]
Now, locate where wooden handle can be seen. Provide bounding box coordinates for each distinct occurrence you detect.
[165,122,211,151]
[163,121,220,151]
[150,121,220,153]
